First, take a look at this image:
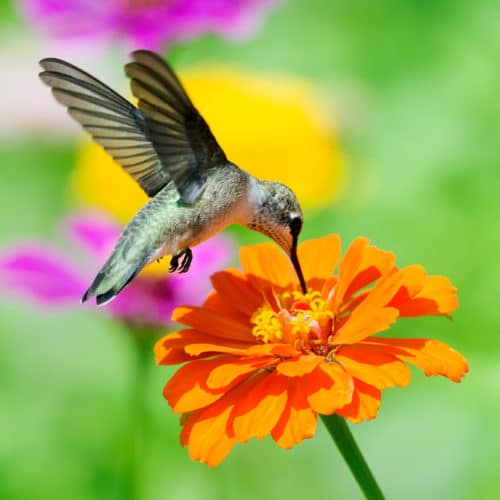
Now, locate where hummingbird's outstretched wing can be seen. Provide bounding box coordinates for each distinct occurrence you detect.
[39,58,169,197]
[125,50,227,204]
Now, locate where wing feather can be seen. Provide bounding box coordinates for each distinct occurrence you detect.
[40,52,228,205]
[125,50,227,204]
[39,58,170,197]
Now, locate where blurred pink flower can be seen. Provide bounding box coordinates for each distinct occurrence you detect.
[19,0,279,50]
[0,211,234,327]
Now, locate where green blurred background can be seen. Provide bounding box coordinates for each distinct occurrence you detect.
[1,0,498,499]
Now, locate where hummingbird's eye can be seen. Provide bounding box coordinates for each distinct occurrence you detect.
[289,216,302,236]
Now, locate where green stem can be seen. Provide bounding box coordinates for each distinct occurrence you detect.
[125,328,152,500]
[320,414,385,500]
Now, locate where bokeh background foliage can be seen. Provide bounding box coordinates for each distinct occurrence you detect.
[0,0,499,499]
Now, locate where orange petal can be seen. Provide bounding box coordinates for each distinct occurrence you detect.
[271,379,318,449]
[210,269,263,317]
[362,337,468,382]
[390,264,427,299]
[355,267,403,310]
[172,306,254,342]
[190,342,295,359]
[206,357,276,390]
[305,361,353,414]
[180,409,201,447]
[184,342,296,361]
[185,342,253,357]
[339,290,369,315]
[277,354,323,377]
[391,269,458,317]
[343,246,396,301]
[230,371,289,442]
[321,276,337,300]
[155,330,252,365]
[240,242,294,291]
[182,399,237,467]
[337,378,381,423]
[165,357,233,413]
[203,289,250,324]
[333,308,399,345]
[333,269,402,344]
[246,343,299,358]
[154,330,206,365]
[335,345,411,389]
[297,234,341,288]
[334,237,369,309]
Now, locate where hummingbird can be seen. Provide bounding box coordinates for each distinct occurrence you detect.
[39,50,307,305]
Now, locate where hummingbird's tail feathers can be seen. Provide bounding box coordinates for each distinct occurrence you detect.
[95,290,118,306]
[38,57,170,198]
[81,257,148,306]
[80,288,91,304]
[81,270,106,304]
[96,264,145,306]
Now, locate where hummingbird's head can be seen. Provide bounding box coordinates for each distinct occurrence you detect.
[246,179,307,293]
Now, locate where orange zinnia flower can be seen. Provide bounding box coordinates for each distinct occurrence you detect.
[155,234,468,466]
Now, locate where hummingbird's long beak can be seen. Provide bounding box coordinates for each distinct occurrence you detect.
[290,236,307,294]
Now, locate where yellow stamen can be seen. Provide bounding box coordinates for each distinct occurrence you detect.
[250,290,335,355]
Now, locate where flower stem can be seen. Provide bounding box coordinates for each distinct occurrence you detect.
[320,414,385,500]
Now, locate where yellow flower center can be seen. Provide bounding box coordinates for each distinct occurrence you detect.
[251,290,335,356]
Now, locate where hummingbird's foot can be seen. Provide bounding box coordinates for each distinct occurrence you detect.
[169,248,193,273]
[179,248,193,273]
[169,254,180,272]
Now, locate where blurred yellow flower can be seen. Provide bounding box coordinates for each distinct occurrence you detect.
[70,65,344,222]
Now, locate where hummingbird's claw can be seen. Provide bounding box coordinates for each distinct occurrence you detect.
[179,248,193,273]
[169,254,179,272]
[169,248,193,274]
